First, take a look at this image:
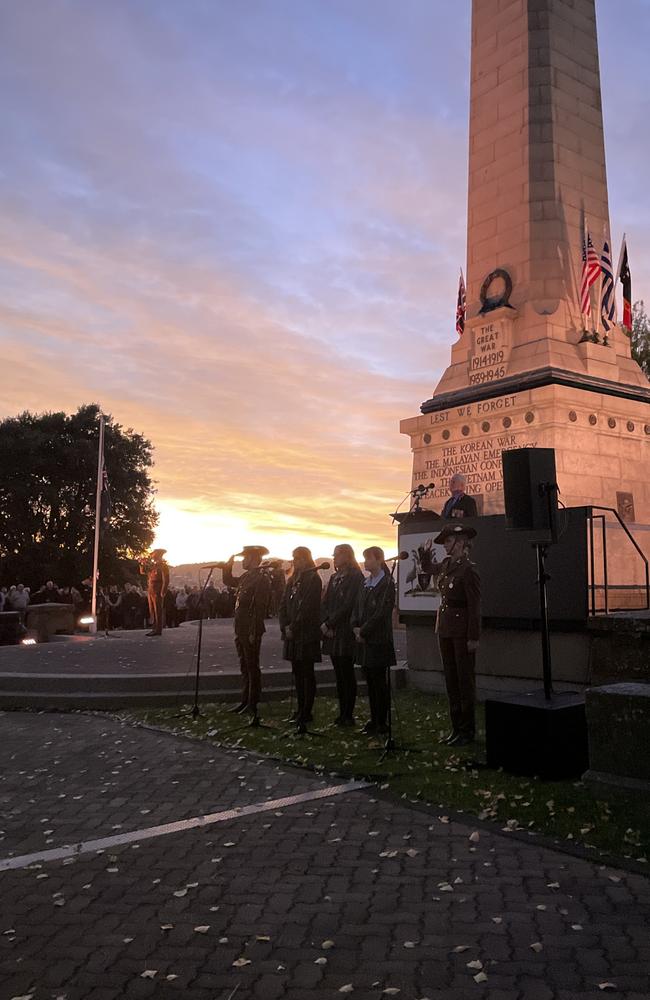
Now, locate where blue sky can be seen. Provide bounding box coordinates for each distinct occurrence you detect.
[0,0,648,560]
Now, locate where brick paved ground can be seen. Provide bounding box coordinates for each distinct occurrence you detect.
[1,713,649,1000]
[0,620,407,676]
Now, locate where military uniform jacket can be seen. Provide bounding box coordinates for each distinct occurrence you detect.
[222,565,272,640]
[279,568,322,663]
[435,555,481,641]
[141,561,170,595]
[321,565,364,658]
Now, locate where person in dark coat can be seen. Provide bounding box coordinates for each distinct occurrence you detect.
[279,547,322,734]
[164,587,177,627]
[32,580,61,604]
[321,544,364,726]
[431,523,481,746]
[222,546,272,725]
[351,546,396,736]
[441,473,478,519]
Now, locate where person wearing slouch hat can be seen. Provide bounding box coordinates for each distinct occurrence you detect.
[221,545,272,726]
[139,548,170,637]
[431,523,481,747]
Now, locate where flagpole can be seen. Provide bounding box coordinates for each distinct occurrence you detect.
[90,413,105,634]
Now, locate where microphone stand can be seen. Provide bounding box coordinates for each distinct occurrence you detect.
[379,558,399,760]
[373,556,424,762]
[187,566,215,720]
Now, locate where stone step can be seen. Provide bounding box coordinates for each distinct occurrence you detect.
[0,664,407,710]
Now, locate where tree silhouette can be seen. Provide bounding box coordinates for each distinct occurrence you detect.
[631,301,650,379]
[0,404,157,588]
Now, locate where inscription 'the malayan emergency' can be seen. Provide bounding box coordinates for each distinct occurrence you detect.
[468,319,511,386]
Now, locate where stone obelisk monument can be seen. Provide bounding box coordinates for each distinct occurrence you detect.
[401,0,650,525]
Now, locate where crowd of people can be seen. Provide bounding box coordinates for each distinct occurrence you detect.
[2,474,480,744]
[0,579,239,631]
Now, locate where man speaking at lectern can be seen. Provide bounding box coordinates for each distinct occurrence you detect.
[441,473,478,519]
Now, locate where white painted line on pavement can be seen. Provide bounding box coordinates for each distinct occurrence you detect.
[0,780,368,873]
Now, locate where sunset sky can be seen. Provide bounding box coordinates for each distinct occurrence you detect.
[1,1,649,563]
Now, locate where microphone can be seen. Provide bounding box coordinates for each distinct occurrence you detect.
[385,552,410,562]
[316,561,331,570]
[201,564,223,570]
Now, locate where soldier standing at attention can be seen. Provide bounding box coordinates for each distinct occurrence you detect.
[140,548,170,637]
[431,524,481,746]
[221,546,272,727]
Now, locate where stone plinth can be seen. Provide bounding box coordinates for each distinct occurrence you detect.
[401,381,650,523]
[25,603,75,643]
[584,682,650,795]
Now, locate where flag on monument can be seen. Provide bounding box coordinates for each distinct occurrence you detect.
[455,269,466,337]
[580,231,600,322]
[599,240,616,332]
[616,235,632,332]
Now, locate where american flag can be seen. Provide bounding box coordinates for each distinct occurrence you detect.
[600,240,616,331]
[455,269,466,337]
[580,230,600,322]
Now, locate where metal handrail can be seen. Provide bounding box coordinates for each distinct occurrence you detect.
[587,506,650,613]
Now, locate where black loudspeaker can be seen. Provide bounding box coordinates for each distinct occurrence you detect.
[485,691,588,779]
[502,447,559,543]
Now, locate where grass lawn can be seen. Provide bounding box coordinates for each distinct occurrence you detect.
[122,689,649,864]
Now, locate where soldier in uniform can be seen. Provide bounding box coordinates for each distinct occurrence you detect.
[140,548,170,636]
[221,546,272,726]
[431,524,480,746]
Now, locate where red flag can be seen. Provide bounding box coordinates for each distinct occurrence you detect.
[617,235,632,331]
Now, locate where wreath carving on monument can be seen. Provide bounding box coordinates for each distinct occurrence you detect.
[479,268,514,314]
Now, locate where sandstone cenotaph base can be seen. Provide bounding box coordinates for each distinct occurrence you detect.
[401,0,650,537]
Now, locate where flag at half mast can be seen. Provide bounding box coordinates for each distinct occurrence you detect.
[600,239,616,332]
[100,437,112,526]
[455,269,466,338]
[617,235,632,332]
[580,230,600,325]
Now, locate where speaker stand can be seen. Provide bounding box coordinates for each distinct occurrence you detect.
[534,542,553,701]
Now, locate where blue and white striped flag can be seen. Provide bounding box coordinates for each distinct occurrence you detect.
[600,240,616,331]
